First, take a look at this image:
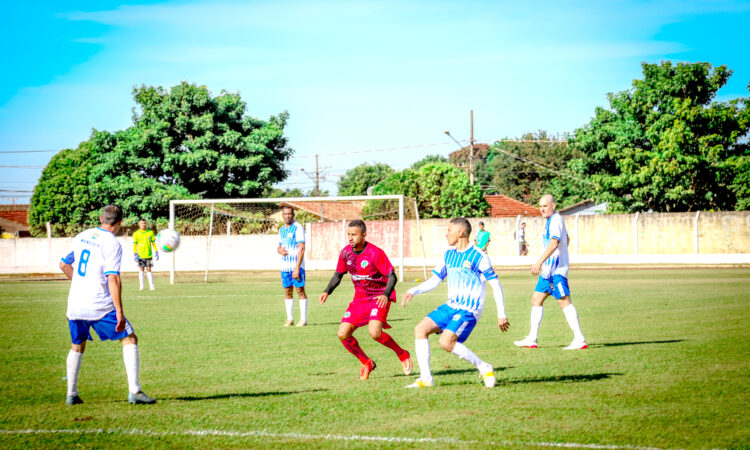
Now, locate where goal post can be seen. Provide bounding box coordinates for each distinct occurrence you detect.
[167,195,423,283]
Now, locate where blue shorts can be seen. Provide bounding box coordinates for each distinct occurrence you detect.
[281,268,306,288]
[68,309,134,344]
[534,275,571,299]
[427,304,477,344]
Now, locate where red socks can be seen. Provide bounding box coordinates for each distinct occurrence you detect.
[375,332,410,361]
[341,337,370,364]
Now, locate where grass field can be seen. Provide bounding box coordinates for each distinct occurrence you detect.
[0,267,748,449]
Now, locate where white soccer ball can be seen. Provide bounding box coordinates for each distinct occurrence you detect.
[156,229,181,253]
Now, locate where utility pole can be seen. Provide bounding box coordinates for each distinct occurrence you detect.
[469,109,475,186]
[301,154,329,197]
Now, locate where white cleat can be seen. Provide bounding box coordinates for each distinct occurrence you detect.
[513,337,538,348]
[563,340,588,350]
[405,377,434,388]
[149,286,155,291]
[284,320,294,327]
[296,320,307,327]
[139,286,144,291]
[479,363,496,388]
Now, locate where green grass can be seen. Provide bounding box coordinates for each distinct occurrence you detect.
[0,268,748,449]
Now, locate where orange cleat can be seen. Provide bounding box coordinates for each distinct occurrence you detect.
[360,359,376,380]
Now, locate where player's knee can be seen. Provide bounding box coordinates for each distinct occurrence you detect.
[337,330,349,341]
[296,287,306,297]
[71,342,86,353]
[368,328,382,340]
[121,333,138,345]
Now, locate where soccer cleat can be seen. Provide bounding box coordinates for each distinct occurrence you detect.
[284,320,294,327]
[359,359,376,380]
[65,395,83,406]
[139,286,144,291]
[400,356,413,376]
[295,320,307,327]
[128,391,156,405]
[513,337,538,348]
[149,286,155,291]
[563,340,588,350]
[405,377,434,388]
[479,363,496,388]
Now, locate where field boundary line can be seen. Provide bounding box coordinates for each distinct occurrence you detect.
[0,428,670,449]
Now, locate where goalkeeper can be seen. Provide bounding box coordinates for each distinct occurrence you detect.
[133,219,158,291]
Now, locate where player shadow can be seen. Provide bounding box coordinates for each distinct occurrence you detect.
[499,372,622,385]
[589,339,684,348]
[309,318,408,326]
[172,388,328,402]
[428,366,513,377]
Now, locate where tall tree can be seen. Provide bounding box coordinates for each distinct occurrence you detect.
[367,162,488,218]
[570,62,750,212]
[29,82,293,233]
[337,162,394,196]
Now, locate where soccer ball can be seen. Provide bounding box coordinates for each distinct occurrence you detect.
[156,229,181,253]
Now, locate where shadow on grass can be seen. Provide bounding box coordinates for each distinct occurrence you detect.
[500,372,622,385]
[172,388,329,402]
[590,339,684,348]
[428,366,513,377]
[309,318,408,326]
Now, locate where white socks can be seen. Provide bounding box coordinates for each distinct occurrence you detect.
[528,306,544,340]
[122,344,141,394]
[146,271,154,289]
[414,338,432,382]
[451,342,484,368]
[562,304,585,341]
[299,298,308,322]
[66,350,83,396]
[285,298,294,321]
[138,271,144,289]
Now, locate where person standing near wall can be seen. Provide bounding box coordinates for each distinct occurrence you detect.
[475,221,490,252]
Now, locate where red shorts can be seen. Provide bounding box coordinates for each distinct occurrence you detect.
[341,299,392,329]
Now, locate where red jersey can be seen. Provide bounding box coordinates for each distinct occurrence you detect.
[336,242,396,302]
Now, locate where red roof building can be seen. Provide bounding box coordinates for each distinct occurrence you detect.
[0,205,31,237]
[484,195,541,218]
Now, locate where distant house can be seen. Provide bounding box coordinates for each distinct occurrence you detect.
[484,195,541,218]
[0,205,31,237]
[558,199,608,215]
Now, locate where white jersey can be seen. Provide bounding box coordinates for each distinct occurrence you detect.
[433,244,498,319]
[279,221,305,272]
[62,227,123,320]
[541,212,569,278]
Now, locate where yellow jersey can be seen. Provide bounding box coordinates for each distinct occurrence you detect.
[133,229,156,259]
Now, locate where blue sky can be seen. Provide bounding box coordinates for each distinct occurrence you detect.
[2,0,749,202]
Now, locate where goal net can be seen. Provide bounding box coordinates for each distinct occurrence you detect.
[167,195,425,283]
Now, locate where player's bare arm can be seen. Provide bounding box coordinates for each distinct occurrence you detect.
[108,274,125,332]
[59,261,73,280]
[293,242,305,279]
[531,238,559,275]
[321,271,344,304]
[277,244,288,256]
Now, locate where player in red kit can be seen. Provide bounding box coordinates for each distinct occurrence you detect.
[319,219,413,380]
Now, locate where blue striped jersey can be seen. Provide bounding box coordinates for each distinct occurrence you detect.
[279,221,305,272]
[541,212,569,278]
[433,244,497,318]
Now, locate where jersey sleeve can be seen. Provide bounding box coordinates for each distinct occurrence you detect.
[335,249,347,273]
[103,240,123,276]
[432,251,448,280]
[549,215,563,241]
[477,253,498,281]
[295,224,305,244]
[373,246,394,276]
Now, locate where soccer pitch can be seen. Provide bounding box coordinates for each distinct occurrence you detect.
[1,268,748,449]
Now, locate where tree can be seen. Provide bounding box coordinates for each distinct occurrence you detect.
[411,154,448,170]
[367,162,488,218]
[476,131,584,207]
[29,82,293,233]
[337,163,394,196]
[569,62,750,212]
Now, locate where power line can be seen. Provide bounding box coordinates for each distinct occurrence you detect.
[0,150,59,154]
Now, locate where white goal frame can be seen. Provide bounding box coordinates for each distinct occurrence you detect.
[168,195,420,284]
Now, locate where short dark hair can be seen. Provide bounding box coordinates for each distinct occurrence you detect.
[280,205,294,214]
[101,204,123,225]
[348,219,366,233]
[138,218,146,223]
[450,217,471,237]
[478,221,484,226]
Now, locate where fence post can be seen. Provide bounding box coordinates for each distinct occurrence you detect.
[694,211,700,254]
[633,212,640,255]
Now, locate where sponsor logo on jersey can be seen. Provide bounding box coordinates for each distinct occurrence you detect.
[462,260,472,269]
[347,260,353,265]
[361,260,369,268]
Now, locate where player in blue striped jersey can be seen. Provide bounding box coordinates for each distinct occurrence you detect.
[277,206,308,327]
[402,218,510,388]
[514,194,586,350]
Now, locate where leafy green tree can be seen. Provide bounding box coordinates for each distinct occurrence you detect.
[29,82,293,232]
[569,62,750,212]
[411,154,448,170]
[337,163,394,196]
[367,162,488,218]
[476,131,583,207]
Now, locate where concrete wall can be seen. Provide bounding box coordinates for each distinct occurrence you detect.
[1,211,748,274]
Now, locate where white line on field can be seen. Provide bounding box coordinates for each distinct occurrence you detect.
[0,428,671,449]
